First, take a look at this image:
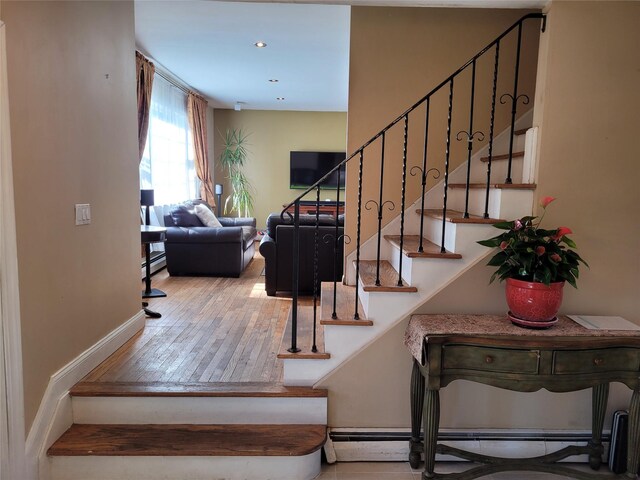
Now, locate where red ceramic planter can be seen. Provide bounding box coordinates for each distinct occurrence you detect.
[505,278,564,322]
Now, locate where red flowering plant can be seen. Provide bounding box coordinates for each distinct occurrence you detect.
[478,197,588,287]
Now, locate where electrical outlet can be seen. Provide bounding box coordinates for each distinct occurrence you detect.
[75,204,91,225]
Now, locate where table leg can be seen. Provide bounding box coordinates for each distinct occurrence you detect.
[423,388,440,478]
[588,383,609,470]
[410,359,425,469]
[626,386,640,479]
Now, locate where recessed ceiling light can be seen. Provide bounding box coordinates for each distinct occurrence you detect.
[276,97,285,101]
[254,41,267,48]
[268,79,279,83]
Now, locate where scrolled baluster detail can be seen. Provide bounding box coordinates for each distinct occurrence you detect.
[311,186,321,353]
[440,78,454,254]
[455,130,485,219]
[365,199,396,286]
[485,41,500,219]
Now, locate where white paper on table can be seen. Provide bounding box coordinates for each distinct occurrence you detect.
[568,315,640,331]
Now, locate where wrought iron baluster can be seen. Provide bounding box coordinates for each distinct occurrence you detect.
[506,22,523,185]
[485,41,500,219]
[463,59,477,219]
[332,167,341,319]
[440,79,454,254]
[312,186,320,353]
[418,99,430,252]
[288,200,301,353]
[398,115,409,286]
[354,149,364,320]
[375,132,386,286]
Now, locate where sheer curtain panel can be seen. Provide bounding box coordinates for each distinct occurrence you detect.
[139,74,197,206]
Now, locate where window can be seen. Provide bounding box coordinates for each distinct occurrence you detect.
[139,74,198,205]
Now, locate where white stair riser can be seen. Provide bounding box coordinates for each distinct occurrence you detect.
[423,216,458,253]
[468,157,525,184]
[49,451,321,480]
[71,397,327,425]
[447,188,502,219]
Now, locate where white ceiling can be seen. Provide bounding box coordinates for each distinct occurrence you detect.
[134,0,547,112]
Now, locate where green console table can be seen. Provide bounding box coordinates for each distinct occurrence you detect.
[404,314,640,479]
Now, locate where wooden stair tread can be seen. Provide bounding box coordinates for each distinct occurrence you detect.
[417,208,504,224]
[320,282,372,326]
[448,183,536,190]
[277,306,330,359]
[480,151,524,162]
[514,128,529,136]
[70,381,327,398]
[384,235,461,259]
[354,260,417,292]
[48,424,326,457]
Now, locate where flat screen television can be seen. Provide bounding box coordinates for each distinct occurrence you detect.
[290,151,346,189]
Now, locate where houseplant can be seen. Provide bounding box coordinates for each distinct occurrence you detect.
[219,128,254,218]
[478,196,588,327]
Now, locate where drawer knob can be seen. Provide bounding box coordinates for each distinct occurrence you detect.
[485,355,494,364]
[593,358,605,366]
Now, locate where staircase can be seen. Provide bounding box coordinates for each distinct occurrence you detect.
[47,383,327,480]
[278,13,546,388]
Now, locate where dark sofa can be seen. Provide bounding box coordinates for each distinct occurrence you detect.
[259,213,344,296]
[163,203,257,277]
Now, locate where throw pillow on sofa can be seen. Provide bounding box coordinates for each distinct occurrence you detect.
[170,205,204,227]
[194,203,223,228]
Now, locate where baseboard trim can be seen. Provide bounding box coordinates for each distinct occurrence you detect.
[327,428,604,463]
[25,310,145,480]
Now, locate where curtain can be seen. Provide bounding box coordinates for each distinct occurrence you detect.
[139,75,197,206]
[136,51,155,162]
[187,92,216,207]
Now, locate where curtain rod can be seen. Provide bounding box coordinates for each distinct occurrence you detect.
[138,49,204,99]
[154,69,191,96]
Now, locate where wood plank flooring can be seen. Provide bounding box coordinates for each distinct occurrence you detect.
[83,252,291,385]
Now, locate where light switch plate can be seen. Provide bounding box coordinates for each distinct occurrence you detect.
[75,204,91,225]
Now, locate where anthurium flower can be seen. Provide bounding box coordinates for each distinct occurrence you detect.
[552,226,573,241]
[540,196,556,208]
[550,253,562,263]
[514,219,523,230]
[500,241,509,250]
[535,246,545,256]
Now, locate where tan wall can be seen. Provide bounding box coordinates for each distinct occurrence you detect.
[2,1,140,432]
[321,1,639,429]
[345,7,540,257]
[213,109,347,229]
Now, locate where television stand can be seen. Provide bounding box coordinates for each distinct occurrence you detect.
[282,200,344,216]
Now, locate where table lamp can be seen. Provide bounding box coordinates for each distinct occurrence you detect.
[140,189,154,225]
[215,184,223,216]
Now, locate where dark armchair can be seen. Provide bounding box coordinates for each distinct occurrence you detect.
[259,213,344,296]
[163,203,257,277]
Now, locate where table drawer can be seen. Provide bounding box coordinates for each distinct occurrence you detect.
[442,345,540,374]
[553,348,640,374]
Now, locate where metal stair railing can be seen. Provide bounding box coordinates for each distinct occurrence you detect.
[280,13,546,354]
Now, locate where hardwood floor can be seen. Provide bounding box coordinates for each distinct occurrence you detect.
[83,251,292,384]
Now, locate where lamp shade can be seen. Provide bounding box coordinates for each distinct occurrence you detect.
[215,184,223,196]
[140,189,155,207]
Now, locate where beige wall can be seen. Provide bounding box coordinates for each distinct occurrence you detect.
[2,1,140,432]
[213,109,347,229]
[321,1,639,429]
[345,7,540,257]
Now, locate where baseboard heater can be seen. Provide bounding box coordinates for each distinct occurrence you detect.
[140,253,166,279]
[327,429,608,463]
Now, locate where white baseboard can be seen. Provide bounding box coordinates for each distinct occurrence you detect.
[328,428,599,464]
[25,310,145,480]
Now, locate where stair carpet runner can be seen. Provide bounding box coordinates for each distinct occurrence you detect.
[47,129,533,479]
